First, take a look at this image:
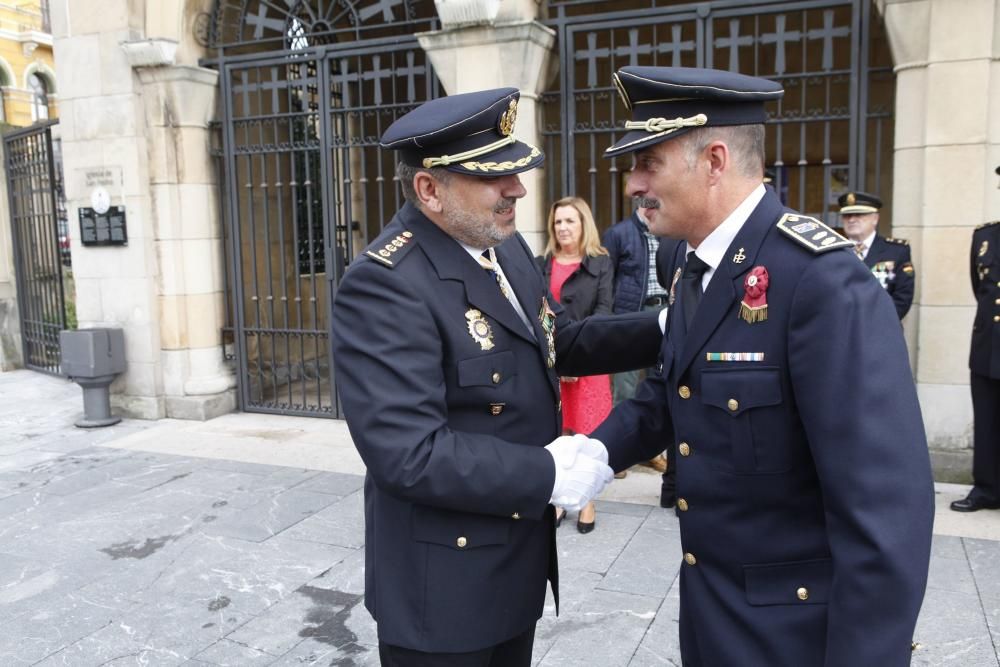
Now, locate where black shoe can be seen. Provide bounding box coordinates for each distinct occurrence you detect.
[950,495,1000,512]
[555,508,565,527]
[660,486,676,509]
[577,518,595,534]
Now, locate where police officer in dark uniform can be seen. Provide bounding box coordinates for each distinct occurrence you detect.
[838,191,915,320]
[330,88,662,666]
[588,66,934,666]
[951,164,1000,513]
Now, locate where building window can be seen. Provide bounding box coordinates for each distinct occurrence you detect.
[29,73,48,121]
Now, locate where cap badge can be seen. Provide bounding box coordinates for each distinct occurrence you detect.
[739,266,769,324]
[499,99,518,137]
[538,298,556,368]
[465,309,495,351]
[846,193,856,206]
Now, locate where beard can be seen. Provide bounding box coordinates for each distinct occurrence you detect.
[440,194,518,249]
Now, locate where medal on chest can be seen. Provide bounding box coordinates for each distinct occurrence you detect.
[739,266,770,324]
[538,298,556,368]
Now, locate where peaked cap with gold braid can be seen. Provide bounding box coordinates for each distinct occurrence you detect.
[380,87,544,176]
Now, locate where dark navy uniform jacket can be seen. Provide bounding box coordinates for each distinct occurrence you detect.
[863,234,915,320]
[593,189,934,667]
[330,202,662,653]
[971,221,1000,378]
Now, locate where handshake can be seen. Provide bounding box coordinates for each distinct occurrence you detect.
[546,434,615,511]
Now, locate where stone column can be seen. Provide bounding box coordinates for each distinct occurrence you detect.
[0,140,21,370]
[880,0,1000,477]
[417,2,556,253]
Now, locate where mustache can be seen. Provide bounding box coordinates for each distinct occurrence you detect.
[633,196,660,209]
[494,198,517,213]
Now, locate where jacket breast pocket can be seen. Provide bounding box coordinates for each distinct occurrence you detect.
[701,366,785,473]
[744,558,831,606]
[411,505,510,551]
[457,351,517,388]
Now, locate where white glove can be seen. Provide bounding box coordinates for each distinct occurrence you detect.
[546,437,614,512]
[572,433,609,466]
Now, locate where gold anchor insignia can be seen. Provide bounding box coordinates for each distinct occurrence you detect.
[499,99,518,137]
[733,247,747,264]
[980,240,989,257]
[465,309,495,351]
[846,193,856,206]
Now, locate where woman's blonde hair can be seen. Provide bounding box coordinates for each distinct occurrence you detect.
[544,196,608,258]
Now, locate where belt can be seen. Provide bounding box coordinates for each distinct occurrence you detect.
[644,295,668,307]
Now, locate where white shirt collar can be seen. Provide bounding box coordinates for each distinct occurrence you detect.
[460,241,488,259]
[686,183,766,273]
[859,230,876,250]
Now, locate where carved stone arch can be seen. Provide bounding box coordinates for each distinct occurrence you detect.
[23,61,58,93]
[209,0,439,55]
[0,56,15,88]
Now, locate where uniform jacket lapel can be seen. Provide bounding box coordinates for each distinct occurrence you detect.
[675,190,785,376]
[864,235,885,268]
[399,204,536,344]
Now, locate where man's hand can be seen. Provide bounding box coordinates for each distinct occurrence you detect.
[546,436,614,511]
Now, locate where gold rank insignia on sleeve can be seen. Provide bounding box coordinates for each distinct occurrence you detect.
[365,230,415,267]
[776,214,853,253]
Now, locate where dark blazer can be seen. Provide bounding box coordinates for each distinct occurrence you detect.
[862,234,915,319]
[602,212,651,313]
[330,202,662,653]
[971,221,1000,379]
[593,189,934,667]
[536,253,614,320]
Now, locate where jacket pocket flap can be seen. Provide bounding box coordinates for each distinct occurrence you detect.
[701,366,781,415]
[744,558,832,606]
[412,505,510,550]
[457,351,516,388]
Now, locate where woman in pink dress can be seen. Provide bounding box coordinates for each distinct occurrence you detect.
[537,196,614,533]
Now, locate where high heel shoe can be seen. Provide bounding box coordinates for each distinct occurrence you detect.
[554,508,565,527]
[576,502,596,534]
[576,518,595,534]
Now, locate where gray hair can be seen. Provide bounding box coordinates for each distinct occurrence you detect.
[396,162,453,208]
[677,124,766,179]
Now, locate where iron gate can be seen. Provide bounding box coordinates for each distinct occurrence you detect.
[209,1,441,417]
[542,0,894,230]
[4,120,66,375]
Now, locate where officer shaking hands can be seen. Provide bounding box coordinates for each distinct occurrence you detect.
[952,163,1000,513]
[330,88,662,666]
[588,66,935,667]
[838,191,915,320]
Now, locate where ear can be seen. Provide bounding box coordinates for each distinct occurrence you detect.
[705,140,729,184]
[414,171,445,213]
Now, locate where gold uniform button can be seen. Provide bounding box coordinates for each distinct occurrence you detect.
[995,298,1000,305]
[678,442,691,457]
[456,536,468,548]
[678,385,691,399]
[994,315,1000,323]
[727,398,739,412]
[511,512,520,520]
[797,587,809,601]
[677,498,689,511]
[492,372,501,384]
[684,552,697,566]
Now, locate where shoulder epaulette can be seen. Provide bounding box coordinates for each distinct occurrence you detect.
[885,236,909,246]
[776,213,853,253]
[975,221,1000,231]
[362,229,417,268]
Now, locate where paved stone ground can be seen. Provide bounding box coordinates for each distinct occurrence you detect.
[2,370,1000,666]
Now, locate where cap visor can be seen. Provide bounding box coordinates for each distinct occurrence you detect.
[604,126,697,158]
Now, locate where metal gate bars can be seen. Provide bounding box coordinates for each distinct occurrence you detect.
[4,120,66,375]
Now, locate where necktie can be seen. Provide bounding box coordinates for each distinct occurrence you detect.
[479,248,511,299]
[681,252,710,331]
[854,242,866,260]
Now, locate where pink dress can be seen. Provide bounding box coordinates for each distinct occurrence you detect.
[549,260,613,434]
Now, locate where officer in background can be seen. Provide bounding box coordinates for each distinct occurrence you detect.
[951,164,1000,513]
[589,65,934,666]
[838,191,915,320]
[330,88,661,666]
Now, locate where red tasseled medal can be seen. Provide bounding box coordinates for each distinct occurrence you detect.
[740,266,769,324]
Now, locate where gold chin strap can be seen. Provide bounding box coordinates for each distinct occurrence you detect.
[422,136,516,168]
[625,113,708,134]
